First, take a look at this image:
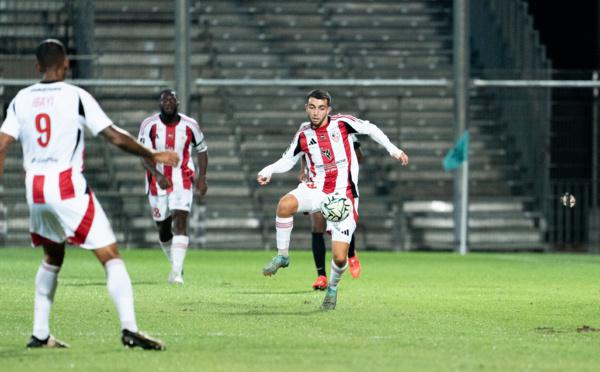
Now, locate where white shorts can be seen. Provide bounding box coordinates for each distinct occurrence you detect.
[29,192,117,250]
[288,183,359,244]
[148,189,193,222]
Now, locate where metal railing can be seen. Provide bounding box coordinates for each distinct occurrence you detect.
[471,0,551,219]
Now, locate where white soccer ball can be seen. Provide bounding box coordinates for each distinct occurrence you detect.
[320,195,352,222]
[560,192,576,208]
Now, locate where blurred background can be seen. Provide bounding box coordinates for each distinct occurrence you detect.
[1,0,599,253]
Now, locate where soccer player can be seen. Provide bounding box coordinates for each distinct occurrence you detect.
[299,138,364,291]
[138,89,208,284]
[257,89,409,310]
[0,39,177,349]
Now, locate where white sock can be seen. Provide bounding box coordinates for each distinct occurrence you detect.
[105,258,138,332]
[32,262,60,340]
[275,216,293,257]
[171,235,189,275]
[328,260,348,290]
[159,238,172,262]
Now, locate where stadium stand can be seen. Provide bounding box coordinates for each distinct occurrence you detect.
[0,0,545,250]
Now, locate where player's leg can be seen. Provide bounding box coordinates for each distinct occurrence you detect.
[58,193,164,350]
[321,239,350,311]
[310,212,328,290]
[93,244,164,350]
[169,209,189,284]
[27,238,69,348]
[275,193,298,256]
[262,193,298,276]
[348,234,356,258]
[347,234,361,278]
[320,213,356,310]
[93,244,137,332]
[156,216,173,262]
[26,203,69,348]
[346,197,361,277]
[165,190,192,283]
[149,195,172,262]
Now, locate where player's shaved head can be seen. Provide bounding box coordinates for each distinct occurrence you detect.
[306,89,332,106]
[159,89,178,100]
[36,39,66,70]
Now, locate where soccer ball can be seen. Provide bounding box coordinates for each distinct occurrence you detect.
[560,192,576,208]
[320,195,352,222]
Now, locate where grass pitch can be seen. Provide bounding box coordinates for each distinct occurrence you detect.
[1,248,600,371]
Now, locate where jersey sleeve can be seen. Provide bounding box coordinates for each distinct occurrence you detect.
[137,119,151,146]
[341,116,402,157]
[77,87,113,136]
[0,98,20,140]
[258,129,303,178]
[190,122,208,153]
[349,134,361,150]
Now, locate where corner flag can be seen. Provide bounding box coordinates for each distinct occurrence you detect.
[443,131,469,171]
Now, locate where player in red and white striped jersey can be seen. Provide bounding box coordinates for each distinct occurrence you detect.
[0,39,175,349]
[299,134,364,291]
[138,89,208,284]
[257,89,409,310]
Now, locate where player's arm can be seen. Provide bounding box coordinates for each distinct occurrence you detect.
[257,133,302,185]
[354,139,365,163]
[298,156,308,182]
[0,99,19,181]
[195,150,208,201]
[100,125,179,166]
[344,119,408,166]
[189,123,208,201]
[0,133,15,180]
[140,158,171,189]
[137,122,171,189]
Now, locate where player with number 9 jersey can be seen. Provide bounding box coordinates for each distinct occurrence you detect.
[0,39,177,349]
[2,82,112,204]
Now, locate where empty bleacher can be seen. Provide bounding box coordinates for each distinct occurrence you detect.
[0,0,545,251]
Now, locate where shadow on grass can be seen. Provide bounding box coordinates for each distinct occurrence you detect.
[235,290,312,295]
[61,281,158,287]
[227,309,322,316]
[0,347,61,359]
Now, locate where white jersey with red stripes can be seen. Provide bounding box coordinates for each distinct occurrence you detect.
[138,113,207,196]
[278,114,401,198]
[0,81,112,203]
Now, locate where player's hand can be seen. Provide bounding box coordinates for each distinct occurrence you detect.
[156,174,172,189]
[257,174,270,186]
[195,177,208,202]
[393,150,409,166]
[153,151,179,166]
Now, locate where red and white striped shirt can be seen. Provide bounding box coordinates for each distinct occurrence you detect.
[0,81,112,203]
[259,114,403,197]
[138,113,207,196]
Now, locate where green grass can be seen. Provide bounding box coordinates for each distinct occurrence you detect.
[2,248,600,371]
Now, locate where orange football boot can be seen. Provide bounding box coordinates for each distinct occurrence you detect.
[312,275,328,290]
[348,255,361,278]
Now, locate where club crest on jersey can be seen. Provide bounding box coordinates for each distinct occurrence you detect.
[321,149,332,160]
[331,131,340,142]
[320,134,326,141]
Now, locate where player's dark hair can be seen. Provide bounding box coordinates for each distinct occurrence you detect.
[35,39,66,69]
[306,89,332,106]
[159,88,177,100]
